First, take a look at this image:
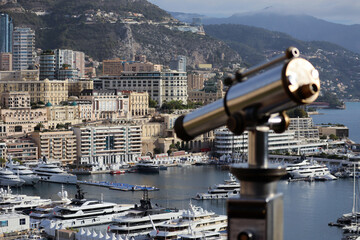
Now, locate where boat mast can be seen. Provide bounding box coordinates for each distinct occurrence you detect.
[352,163,356,215]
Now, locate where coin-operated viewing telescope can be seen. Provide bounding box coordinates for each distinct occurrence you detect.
[174,47,320,240]
[175,47,320,140]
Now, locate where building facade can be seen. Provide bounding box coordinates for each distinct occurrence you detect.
[80,89,129,120]
[0,52,12,71]
[187,72,205,91]
[39,50,56,80]
[0,79,68,105]
[95,71,187,106]
[122,91,149,117]
[73,124,142,166]
[4,137,38,163]
[169,55,186,72]
[288,117,320,141]
[30,131,77,165]
[0,13,13,53]
[12,27,35,70]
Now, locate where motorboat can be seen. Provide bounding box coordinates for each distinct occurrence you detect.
[135,160,160,174]
[0,186,52,212]
[32,159,77,184]
[149,203,227,239]
[5,160,40,185]
[0,168,25,187]
[108,191,184,239]
[194,174,240,200]
[40,185,133,229]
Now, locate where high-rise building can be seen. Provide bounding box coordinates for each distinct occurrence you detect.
[170,55,186,72]
[0,13,13,53]
[73,51,85,78]
[12,27,35,70]
[39,50,55,80]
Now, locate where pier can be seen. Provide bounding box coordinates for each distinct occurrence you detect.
[77,180,159,191]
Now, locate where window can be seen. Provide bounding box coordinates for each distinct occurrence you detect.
[20,218,26,225]
[0,220,8,227]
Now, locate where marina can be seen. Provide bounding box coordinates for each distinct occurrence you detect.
[0,165,354,240]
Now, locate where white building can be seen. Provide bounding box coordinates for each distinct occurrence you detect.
[288,117,320,141]
[73,124,142,166]
[215,127,326,156]
[12,27,36,70]
[0,212,30,237]
[95,70,187,106]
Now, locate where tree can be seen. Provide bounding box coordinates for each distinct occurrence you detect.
[153,148,161,154]
[329,134,338,140]
[0,157,5,167]
[149,98,158,108]
[287,107,308,118]
[35,123,45,131]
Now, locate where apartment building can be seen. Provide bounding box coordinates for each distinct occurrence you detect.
[4,137,38,164]
[12,27,35,70]
[95,70,187,106]
[30,131,77,165]
[288,117,320,141]
[73,124,142,166]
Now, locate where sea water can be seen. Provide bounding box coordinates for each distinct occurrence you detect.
[15,165,355,240]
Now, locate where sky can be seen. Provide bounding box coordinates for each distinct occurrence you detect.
[148,0,360,25]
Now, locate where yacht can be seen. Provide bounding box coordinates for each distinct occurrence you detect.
[135,160,160,174]
[40,186,133,229]
[149,203,227,239]
[194,174,240,200]
[287,161,337,180]
[108,192,184,239]
[0,187,52,212]
[5,161,40,185]
[30,186,72,223]
[0,168,25,187]
[32,160,77,184]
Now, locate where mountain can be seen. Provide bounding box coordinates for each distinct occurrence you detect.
[201,12,360,54]
[0,0,241,68]
[204,24,360,99]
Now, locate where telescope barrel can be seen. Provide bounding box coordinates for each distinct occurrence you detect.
[175,56,320,141]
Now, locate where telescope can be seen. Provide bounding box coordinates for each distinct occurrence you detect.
[175,47,320,240]
[175,47,320,140]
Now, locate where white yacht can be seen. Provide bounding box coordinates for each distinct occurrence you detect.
[0,168,25,187]
[30,186,72,223]
[194,174,240,200]
[287,160,337,180]
[149,203,227,240]
[108,192,184,239]
[32,160,77,184]
[0,187,52,212]
[5,161,40,185]
[40,186,133,229]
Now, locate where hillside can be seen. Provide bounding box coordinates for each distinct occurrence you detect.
[0,0,241,68]
[200,12,360,54]
[204,24,360,99]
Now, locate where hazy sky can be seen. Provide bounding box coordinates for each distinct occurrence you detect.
[148,0,360,25]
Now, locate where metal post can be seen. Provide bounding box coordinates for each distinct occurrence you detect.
[228,128,286,240]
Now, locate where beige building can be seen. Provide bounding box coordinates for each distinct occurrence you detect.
[122,91,149,117]
[187,72,205,91]
[123,62,162,72]
[318,126,349,139]
[1,91,31,109]
[68,79,93,97]
[0,69,39,81]
[188,80,224,105]
[0,52,12,71]
[4,137,38,164]
[0,78,68,105]
[45,102,83,129]
[0,91,47,136]
[30,131,77,165]
[141,122,165,155]
[102,58,125,75]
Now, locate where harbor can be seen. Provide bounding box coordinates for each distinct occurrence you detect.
[0,164,355,240]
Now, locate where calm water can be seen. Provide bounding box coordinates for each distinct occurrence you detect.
[312,102,360,143]
[14,166,355,240]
